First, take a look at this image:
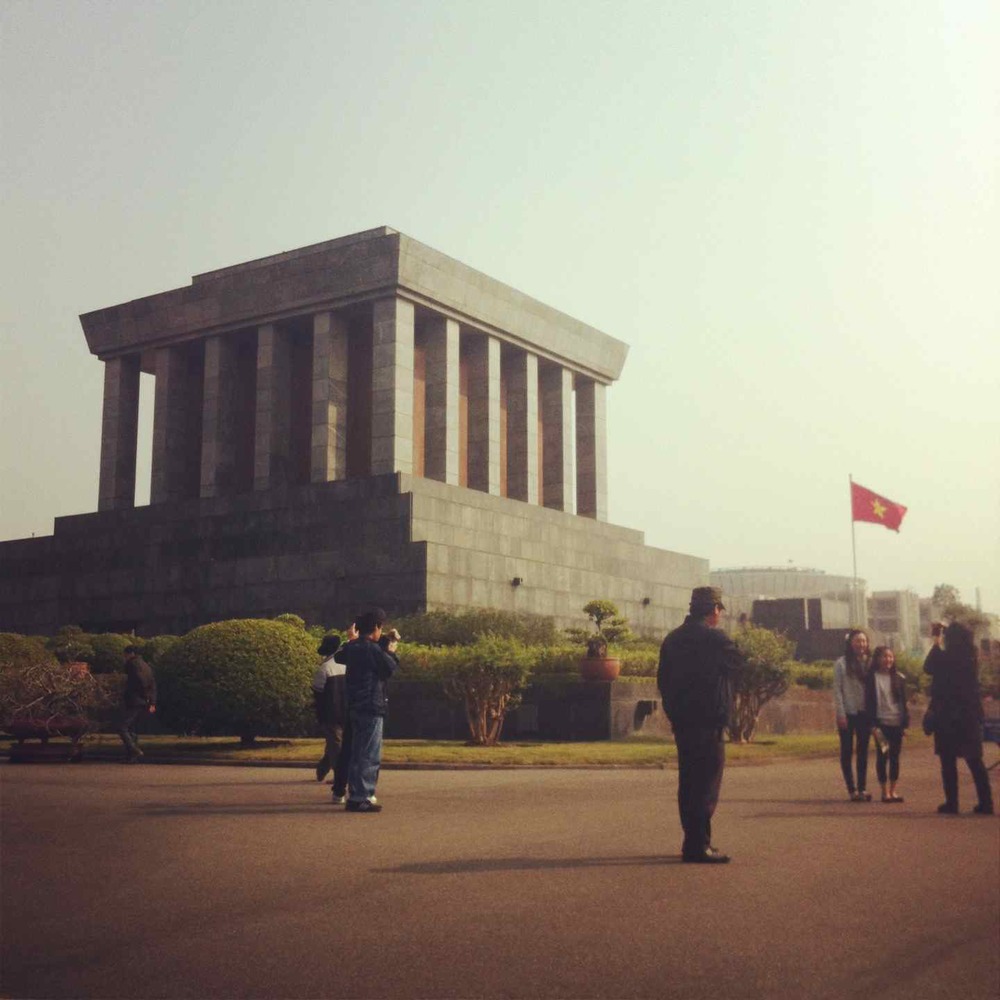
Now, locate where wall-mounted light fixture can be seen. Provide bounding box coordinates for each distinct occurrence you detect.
[641,596,651,606]
[511,576,523,587]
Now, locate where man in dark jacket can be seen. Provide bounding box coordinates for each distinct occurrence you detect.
[657,587,744,863]
[341,608,398,813]
[118,645,156,763]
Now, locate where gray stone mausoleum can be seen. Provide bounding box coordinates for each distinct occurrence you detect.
[0,228,706,636]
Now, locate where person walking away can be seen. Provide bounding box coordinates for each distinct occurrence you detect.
[865,646,909,802]
[834,629,872,801]
[341,608,398,813]
[312,634,351,804]
[657,586,744,864]
[118,645,156,763]
[925,622,994,815]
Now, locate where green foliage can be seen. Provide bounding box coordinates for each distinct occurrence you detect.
[618,646,658,677]
[0,632,118,733]
[980,647,1000,699]
[392,608,559,646]
[893,653,928,697]
[932,583,992,634]
[729,625,795,743]
[273,613,306,630]
[46,625,94,664]
[440,635,533,745]
[140,635,180,666]
[86,633,135,674]
[789,662,834,690]
[157,619,317,743]
[566,599,633,655]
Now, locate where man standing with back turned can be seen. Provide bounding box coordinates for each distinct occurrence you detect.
[658,587,744,863]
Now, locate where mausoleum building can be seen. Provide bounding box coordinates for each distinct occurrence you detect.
[0,228,706,636]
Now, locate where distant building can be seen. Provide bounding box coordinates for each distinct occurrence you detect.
[867,590,921,653]
[710,567,866,626]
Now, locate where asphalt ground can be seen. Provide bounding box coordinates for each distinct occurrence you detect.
[2,743,998,1000]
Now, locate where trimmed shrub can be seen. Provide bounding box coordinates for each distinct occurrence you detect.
[157,619,316,744]
[140,635,180,667]
[729,625,795,743]
[789,662,834,690]
[46,625,94,664]
[392,608,559,647]
[441,635,532,745]
[86,633,135,674]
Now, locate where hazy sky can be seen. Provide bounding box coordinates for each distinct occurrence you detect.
[2,1,997,612]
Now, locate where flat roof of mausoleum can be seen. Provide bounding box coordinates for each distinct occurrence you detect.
[80,227,628,382]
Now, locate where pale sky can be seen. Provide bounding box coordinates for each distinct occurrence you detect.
[2,0,998,613]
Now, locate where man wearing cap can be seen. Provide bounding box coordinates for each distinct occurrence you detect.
[657,586,744,863]
[340,608,398,813]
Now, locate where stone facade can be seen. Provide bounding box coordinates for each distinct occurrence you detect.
[0,227,707,636]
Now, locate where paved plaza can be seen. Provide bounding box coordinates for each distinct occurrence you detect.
[2,744,998,999]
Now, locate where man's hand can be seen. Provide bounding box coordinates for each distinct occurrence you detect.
[836,715,847,730]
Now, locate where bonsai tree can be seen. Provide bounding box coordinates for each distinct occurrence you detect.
[157,618,316,745]
[441,635,532,746]
[567,600,632,658]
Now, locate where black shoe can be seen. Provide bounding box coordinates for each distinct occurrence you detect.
[345,800,382,813]
[682,847,730,864]
[315,762,330,782]
[937,803,958,814]
[972,803,995,815]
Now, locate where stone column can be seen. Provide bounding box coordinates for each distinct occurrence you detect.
[254,323,292,491]
[466,334,501,495]
[575,377,608,521]
[539,362,574,512]
[150,346,195,504]
[371,297,414,475]
[505,351,539,504]
[423,315,460,485]
[200,334,251,498]
[98,355,140,511]
[311,311,349,483]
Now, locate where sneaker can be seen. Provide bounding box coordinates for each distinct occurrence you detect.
[937,803,958,814]
[331,794,346,805]
[860,791,872,802]
[972,803,995,815]
[345,800,382,813]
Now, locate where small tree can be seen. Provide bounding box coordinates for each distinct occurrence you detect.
[157,619,315,745]
[566,599,632,657]
[441,635,532,746]
[728,624,794,743]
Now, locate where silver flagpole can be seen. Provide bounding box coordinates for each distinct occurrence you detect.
[850,474,859,625]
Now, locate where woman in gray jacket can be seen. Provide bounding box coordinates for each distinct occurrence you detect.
[834,629,872,801]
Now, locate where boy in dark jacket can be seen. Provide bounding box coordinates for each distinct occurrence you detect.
[119,645,156,763]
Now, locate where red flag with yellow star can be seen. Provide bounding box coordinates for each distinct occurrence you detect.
[851,481,907,532]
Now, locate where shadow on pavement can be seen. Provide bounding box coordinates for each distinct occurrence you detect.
[375,855,683,875]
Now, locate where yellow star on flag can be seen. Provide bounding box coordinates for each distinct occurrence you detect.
[871,499,886,519]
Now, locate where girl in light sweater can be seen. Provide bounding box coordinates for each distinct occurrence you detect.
[834,629,872,801]
[865,646,910,803]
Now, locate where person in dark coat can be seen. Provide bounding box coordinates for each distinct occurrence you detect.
[118,645,156,763]
[657,586,745,863]
[925,622,994,815]
[341,608,398,813]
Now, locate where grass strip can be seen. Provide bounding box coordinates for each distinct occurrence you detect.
[3,732,844,767]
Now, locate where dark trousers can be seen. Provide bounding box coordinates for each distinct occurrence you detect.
[674,728,726,857]
[939,752,993,810]
[874,724,904,784]
[118,704,149,757]
[318,721,352,796]
[838,714,870,793]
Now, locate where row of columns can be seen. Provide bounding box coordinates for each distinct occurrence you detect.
[97,297,608,520]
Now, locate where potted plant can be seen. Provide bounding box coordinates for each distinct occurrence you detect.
[569,600,631,682]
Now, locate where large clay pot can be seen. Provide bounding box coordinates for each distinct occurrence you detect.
[579,656,621,682]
